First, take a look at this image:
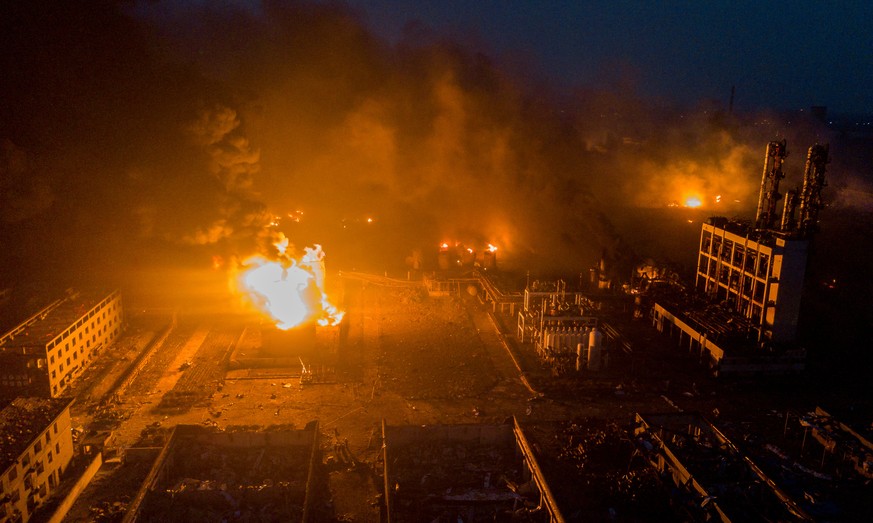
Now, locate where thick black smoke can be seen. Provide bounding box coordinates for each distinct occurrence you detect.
[1,0,865,292]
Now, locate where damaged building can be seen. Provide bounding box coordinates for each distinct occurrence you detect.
[650,141,828,375]
[0,289,124,397]
[381,419,563,522]
[516,281,606,375]
[634,412,812,522]
[0,397,75,522]
[122,423,321,522]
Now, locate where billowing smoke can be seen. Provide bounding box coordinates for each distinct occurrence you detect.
[0,140,55,223]
[0,0,865,290]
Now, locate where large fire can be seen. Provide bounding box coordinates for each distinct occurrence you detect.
[234,242,344,330]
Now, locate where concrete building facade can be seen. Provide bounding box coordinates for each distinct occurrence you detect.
[0,397,75,522]
[0,290,123,398]
[696,220,808,343]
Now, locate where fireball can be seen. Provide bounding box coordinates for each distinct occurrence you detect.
[684,196,703,208]
[234,242,344,330]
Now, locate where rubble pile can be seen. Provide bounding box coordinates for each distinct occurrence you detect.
[156,328,237,412]
[125,323,201,396]
[390,441,533,521]
[138,440,311,522]
[636,413,806,522]
[0,397,68,471]
[88,499,129,522]
[524,419,677,522]
[375,288,498,400]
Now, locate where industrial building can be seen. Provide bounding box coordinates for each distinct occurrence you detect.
[0,290,124,398]
[634,412,812,522]
[381,419,563,522]
[123,423,321,522]
[0,397,75,522]
[652,141,828,374]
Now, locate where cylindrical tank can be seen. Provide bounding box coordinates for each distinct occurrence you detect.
[588,328,603,371]
[576,342,585,371]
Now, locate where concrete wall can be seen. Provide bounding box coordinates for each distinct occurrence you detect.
[45,453,102,523]
[383,422,515,447]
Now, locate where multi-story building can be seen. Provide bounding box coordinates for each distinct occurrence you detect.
[0,290,123,398]
[651,141,828,374]
[0,397,75,522]
[696,219,808,343]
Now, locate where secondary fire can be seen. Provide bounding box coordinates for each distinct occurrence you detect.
[234,242,344,330]
[684,196,703,208]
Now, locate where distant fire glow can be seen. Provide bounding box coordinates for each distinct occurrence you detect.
[235,241,344,329]
[684,196,703,208]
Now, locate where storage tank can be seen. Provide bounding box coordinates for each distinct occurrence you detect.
[576,342,586,371]
[587,328,603,371]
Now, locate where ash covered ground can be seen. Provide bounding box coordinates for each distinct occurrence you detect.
[57,264,873,521]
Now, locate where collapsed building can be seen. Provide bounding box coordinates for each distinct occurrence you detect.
[650,141,828,375]
[381,419,563,522]
[0,289,124,397]
[522,418,682,521]
[634,412,812,522]
[0,397,75,523]
[725,406,873,520]
[123,423,320,522]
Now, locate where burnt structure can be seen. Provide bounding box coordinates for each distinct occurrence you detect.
[0,397,75,522]
[123,423,320,522]
[382,419,564,522]
[0,289,124,398]
[634,412,812,522]
[516,281,605,374]
[651,141,828,374]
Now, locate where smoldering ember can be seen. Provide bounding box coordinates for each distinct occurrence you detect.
[1,2,872,522]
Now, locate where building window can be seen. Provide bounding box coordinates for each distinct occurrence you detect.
[34,441,42,453]
[8,465,17,481]
[47,451,53,463]
[55,443,60,453]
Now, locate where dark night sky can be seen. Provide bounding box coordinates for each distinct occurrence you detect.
[336,0,873,115]
[1,0,872,289]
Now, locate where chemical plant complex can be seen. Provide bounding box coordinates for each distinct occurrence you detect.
[1,141,871,522]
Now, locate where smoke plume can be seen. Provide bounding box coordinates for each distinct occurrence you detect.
[0,0,865,289]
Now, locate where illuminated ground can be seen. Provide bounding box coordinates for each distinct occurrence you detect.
[59,272,873,521]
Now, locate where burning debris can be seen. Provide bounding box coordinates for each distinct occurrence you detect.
[233,237,344,330]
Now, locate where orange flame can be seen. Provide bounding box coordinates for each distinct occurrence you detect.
[684,196,702,208]
[235,242,344,330]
